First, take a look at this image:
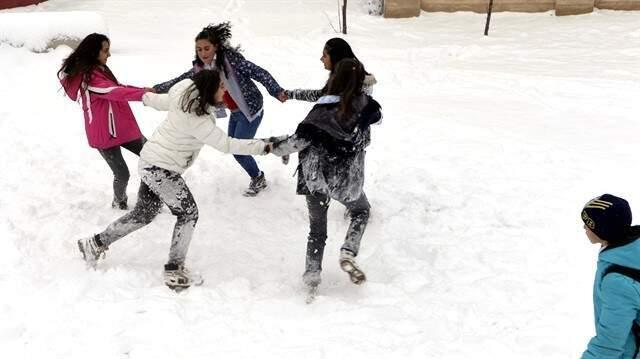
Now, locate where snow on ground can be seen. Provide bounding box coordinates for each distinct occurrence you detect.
[1,1,640,358]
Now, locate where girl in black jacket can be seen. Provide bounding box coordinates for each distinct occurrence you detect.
[271,59,382,291]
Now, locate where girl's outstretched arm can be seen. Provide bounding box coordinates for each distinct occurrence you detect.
[234,53,284,98]
[152,68,196,94]
[87,82,145,102]
[271,134,310,156]
[284,89,323,103]
[142,93,170,111]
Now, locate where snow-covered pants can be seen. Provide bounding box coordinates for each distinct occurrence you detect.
[97,137,146,204]
[304,192,370,273]
[97,164,199,266]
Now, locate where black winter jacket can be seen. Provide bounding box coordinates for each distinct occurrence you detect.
[272,94,381,202]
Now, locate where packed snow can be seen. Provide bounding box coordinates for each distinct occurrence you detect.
[1,1,640,358]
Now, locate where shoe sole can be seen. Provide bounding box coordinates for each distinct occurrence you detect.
[165,277,204,291]
[243,184,268,197]
[340,258,366,285]
[77,240,98,268]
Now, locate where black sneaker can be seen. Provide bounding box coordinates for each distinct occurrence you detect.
[243,171,267,197]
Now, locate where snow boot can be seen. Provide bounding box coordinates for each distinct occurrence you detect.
[77,235,107,268]
[302,270,322,288]
[111,195,128,210]
[164,263,204,291]
[339,249,366,285]
[243,171,267,197]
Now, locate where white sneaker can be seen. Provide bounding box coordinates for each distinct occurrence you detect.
[339,250,366,285]
[164,264,204,290]
[77,236,107,268]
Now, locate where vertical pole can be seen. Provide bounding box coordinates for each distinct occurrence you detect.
[342,0,348,34]
[484,0,494,36]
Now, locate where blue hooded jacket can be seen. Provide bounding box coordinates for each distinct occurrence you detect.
[582,239,640,359]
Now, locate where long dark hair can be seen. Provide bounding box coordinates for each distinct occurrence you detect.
[194,22,237,76]
[326,58,365,124]
[321,38,368,94]
[324,38,368,74]
[57,33,117,86]
[180,70,222,116]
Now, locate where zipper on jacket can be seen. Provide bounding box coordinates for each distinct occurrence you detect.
[108,103,117,138]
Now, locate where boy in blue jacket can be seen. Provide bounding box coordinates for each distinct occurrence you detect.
[581,194,640,358]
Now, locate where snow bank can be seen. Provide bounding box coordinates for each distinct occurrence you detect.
[0,11,107,52]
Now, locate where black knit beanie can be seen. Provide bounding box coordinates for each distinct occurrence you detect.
[581,194,632,244]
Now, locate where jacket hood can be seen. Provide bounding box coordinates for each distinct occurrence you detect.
[599,238,640,270]
[363,74,377,88]
[59,72,83,101]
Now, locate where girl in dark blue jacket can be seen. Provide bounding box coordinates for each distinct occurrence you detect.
[153,22,286,196]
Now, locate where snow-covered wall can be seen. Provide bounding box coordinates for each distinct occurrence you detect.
[0,11,108,52]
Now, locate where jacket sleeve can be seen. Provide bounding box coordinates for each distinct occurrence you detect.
[142,93,170,111]
[188,115,266,155]
[153,68,195,94]
[581,274,640,359]
[87,76,145,102]
[271,134,310,156]
[233,52,284,97]
[284,89,323,102]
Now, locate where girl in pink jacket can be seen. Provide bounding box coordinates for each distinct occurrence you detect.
[58,33,150,210]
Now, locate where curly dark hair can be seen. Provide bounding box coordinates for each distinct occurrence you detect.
[194,22,240,77]
[180,70,223,116]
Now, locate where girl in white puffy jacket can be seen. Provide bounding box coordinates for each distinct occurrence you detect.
[77,70,271,290]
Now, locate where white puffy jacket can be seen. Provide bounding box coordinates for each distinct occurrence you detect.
[140,79,266,174]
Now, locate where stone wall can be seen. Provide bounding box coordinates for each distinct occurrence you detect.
[596,0,640,10]
[384,0,640,17]
[419,0,554,13]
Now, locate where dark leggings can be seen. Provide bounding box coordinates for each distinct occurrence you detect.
[97,164,198,266]
[304,192,370,273]
[97,137,146,203]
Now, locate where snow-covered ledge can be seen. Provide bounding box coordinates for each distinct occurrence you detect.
[0,11,108,52]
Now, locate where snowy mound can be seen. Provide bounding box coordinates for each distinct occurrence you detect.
[0,11,107,52]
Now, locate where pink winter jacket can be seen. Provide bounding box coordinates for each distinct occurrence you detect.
[60,67,145,149]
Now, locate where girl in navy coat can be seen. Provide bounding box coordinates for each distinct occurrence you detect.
[153,22,286,196]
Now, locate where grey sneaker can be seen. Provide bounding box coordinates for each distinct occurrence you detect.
[243,171,267,197]
[77,235,107,267]
[302,270,322,287]
[164,263,204,290]
[339,250,366,285]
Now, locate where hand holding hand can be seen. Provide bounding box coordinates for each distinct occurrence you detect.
[144,87,157,93]
[264,142,273,154]
[277,91,288,103]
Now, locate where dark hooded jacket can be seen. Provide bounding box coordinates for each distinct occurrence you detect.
[272,94,381,202]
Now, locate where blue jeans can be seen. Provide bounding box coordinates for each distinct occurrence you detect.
[228,110,263,178]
